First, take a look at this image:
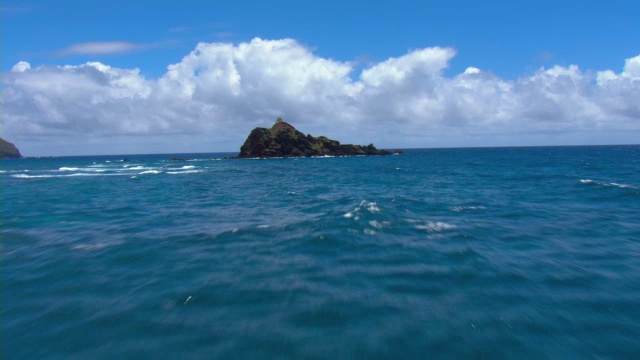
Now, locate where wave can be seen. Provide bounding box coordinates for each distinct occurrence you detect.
[451,206,486,212]
[167,165,197,170]
[414,221,457,232]
[12,174,55,178]
[59,167,110,173]
[580,179,638,190]
[12,173,129,179]
[166,170,203,175]
[139,170,162,175]
[72,242,123,251]
[343,200,381,219]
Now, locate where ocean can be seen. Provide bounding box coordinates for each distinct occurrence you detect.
[2,146,640,358]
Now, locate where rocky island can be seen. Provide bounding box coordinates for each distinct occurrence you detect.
[0,137,22,159]
[239,118,398,158]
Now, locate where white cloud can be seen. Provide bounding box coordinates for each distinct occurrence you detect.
[463,67,481,75]
[57,41,145,56]
[593,55,640,123]
[623,55,640,79]
[12,61,31,72]
[2,38,639,156]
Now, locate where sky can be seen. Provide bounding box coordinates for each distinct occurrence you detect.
[1,0,639,156]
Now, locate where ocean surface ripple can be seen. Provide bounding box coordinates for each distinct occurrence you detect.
[2,146,640,358]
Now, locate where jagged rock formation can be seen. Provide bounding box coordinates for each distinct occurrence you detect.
[239,118,394,158]
[0,138,22,159]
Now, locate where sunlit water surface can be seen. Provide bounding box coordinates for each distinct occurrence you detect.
[2,146,640,358]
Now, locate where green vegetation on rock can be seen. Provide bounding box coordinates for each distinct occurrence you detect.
[239,119,396,158]
[0,138,22,159]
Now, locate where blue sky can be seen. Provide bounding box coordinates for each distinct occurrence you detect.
[2,0,640,155]
[5,0,638,78]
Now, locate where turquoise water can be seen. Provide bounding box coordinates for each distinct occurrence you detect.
[2,146,640,358]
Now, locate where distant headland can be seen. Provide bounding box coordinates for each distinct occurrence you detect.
[239,118,400,158]
[0,137,22,159]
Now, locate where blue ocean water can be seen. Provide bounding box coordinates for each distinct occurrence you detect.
[2,146,640,358]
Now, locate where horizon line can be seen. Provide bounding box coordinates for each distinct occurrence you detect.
[9,143,640,159]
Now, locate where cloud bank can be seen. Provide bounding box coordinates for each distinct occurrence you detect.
[2,38,639,155]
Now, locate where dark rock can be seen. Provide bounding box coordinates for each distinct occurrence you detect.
[238,118,393,158]
[0,138,22,159]
[169,157,188,161]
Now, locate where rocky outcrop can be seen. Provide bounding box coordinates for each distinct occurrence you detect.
[0,138,22,159]
[239,118,395,158]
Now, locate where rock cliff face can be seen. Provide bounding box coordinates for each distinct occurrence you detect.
[0,138,22,159]
[239,119,394,158]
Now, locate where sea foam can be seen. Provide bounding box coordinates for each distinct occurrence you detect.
[343,200,381,220]
[414,221,457,232]
[166,170,203,175]
[580,179,637,189]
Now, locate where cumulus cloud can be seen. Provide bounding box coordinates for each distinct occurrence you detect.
[2,38,639,155]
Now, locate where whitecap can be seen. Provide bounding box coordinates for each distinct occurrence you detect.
[58,167,80,171]
[12,174,54,178]
[610,182,635,189]
[366,202,380,213]
[344,200,381,219]
[140,170,161,175]
[451,206,486,212]
[415,221,457,232]
[167,165,197,170]
[580,179,637,189]
[67,173,128,177]
[166,170,203,175]
[13,172,131,179]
